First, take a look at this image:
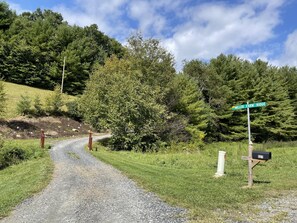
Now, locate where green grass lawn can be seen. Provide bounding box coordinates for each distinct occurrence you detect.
[0,139,54,219]
[3,81,75,118]
[90,141,297,222]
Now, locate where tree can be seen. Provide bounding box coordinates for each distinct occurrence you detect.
[45,85,63,115]
[170,74,210,143]
[17,94,31,115]
[81,56,165,151]
[251,64,297,141]
[126,34,176,103]
[0,4,125,95]
[0,2,16,30]
[33,95,44,116]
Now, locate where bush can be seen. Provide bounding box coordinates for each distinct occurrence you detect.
[33,95,44,116]
[66,100,82,121]
[45,85,63,115]
[0,147,26,169]
[16,94,31,115]
[0,140,46,170]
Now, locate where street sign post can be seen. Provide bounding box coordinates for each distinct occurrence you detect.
[232,101,267,187]
[231,102,266,110]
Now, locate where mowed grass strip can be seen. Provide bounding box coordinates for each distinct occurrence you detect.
[91,142,297,222]
[3,81,75,118]
[0,140,53,219]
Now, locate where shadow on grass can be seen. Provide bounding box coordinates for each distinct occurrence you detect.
[253,180,271,184]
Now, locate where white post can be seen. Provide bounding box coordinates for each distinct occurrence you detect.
[215,151,226,177]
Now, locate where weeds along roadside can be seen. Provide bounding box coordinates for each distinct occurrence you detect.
[0,139,53,219]
[90,140,297,222]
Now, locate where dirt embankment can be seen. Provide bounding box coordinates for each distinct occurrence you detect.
[0,116,96,139]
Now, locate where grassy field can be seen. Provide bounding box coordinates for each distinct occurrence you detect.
[91,141,297,222]
[3,82,75,118]
[0,139,54,218]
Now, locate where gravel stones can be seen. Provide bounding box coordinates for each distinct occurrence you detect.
[0,136,187,223]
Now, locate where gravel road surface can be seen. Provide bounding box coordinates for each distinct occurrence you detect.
[1,135,187,223]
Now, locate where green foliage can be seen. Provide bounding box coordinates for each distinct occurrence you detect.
[0,2,16,30]
[0,80,6,115]
[91,141,297,222]
[81,35,211,151]
[16,94,31,115]
[0,139,47,169]
[184,55,297,142]
[33,95,44,116]
[2,81,75,119]
[0,4,124,95]
[126,33,176,94]
[0,139,53,218]
[45,85,63,115]
[0,147,26,169]
[171,74,210,142]
[66,99,82,121]
[81,56,165,151]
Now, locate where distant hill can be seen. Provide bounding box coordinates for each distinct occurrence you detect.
[3,82,75,119]
[0,3,124,95]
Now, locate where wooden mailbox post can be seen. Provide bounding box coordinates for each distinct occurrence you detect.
[232,102,270,187]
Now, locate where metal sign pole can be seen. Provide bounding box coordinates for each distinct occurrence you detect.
[233,101,267,188]
[247,102,253,187]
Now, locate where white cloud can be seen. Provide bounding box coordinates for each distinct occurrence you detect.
[32,0,285,69]
[163,0,284,69]
[7,1,30,14]
[53,0,130,38]
[128,1,166,36]
[273,30,297,67]
[53,0,188,40]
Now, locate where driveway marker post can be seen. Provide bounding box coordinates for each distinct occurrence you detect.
[40,129,45,148]
[88,130,93,150]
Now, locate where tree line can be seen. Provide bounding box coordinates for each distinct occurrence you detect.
[0,2,124,95]
[80,35,297,151]
[1,2,297,150]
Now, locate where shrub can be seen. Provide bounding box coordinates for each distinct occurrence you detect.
[33,95,44,116]
[16,94,31,115]
[66,100,82,121]
[0,147,26,169]
[45,85,64,115]
[0,140,46,170]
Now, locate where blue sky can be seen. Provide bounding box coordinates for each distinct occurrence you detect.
[5,0,297,70]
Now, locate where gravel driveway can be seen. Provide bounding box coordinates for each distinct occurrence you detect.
[1,135,187,223]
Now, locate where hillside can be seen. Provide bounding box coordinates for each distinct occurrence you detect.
[0,4,124,95]
[0,82,95,139]
[3,82,75,119]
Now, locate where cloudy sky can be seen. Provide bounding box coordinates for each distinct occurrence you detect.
[6,0,297,69]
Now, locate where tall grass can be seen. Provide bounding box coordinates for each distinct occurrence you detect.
[91,141,297,222]
[0,139,53,218]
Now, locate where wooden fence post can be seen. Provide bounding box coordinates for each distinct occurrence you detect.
[40,129,45,148]
[88,130,93,151]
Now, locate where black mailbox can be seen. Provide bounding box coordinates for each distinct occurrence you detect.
[252,151,272,160]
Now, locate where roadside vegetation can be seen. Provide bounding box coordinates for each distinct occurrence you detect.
[91,141,297,222]
[0,139,53,218]
[1,2,297,221]
[3,82,75,119]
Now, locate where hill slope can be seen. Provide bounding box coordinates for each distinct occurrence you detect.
[0,82,96,139]
[3,82,75,119]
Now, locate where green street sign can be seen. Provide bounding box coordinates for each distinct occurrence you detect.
[232,102,266,110]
